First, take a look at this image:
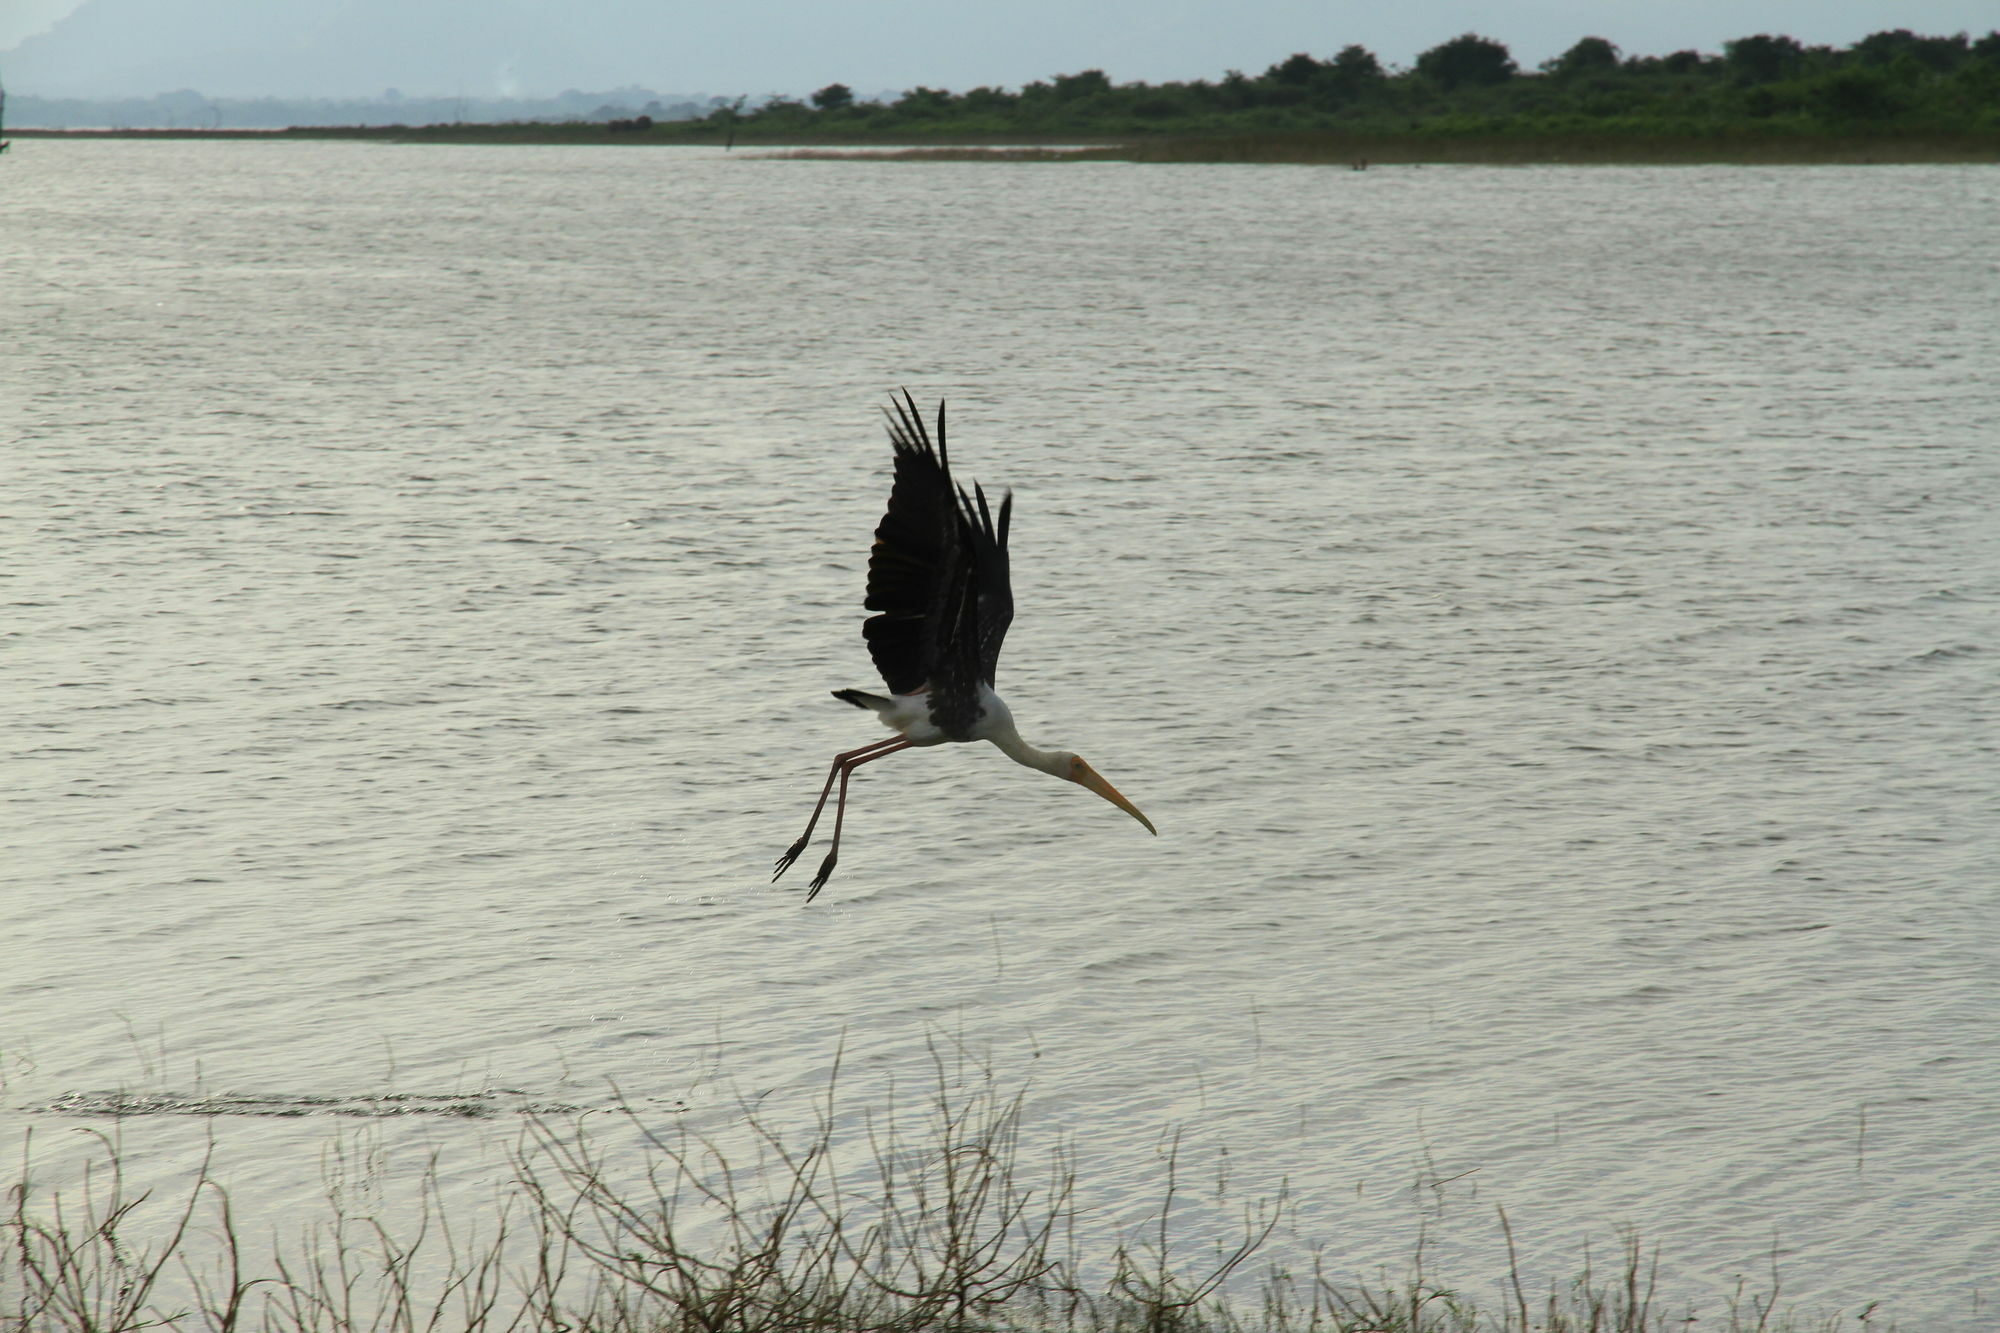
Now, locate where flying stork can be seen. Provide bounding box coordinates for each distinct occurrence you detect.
[774,392,1157,899]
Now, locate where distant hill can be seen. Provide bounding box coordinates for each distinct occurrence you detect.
[7,88,729,130]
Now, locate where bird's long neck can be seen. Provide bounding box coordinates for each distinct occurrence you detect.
[987,721,1068,777]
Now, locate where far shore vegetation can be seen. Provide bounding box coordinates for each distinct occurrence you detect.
[3,1052,1922,1332]
[13,28,2000,164]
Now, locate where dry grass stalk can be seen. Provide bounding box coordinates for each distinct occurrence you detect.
[2,1054,1900,1333]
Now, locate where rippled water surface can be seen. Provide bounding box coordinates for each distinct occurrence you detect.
[3,142,1998,1326]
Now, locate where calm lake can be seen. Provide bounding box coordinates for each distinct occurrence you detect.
[3,140,1997,1327]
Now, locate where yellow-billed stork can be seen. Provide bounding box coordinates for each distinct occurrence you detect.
[774,392,1157,899]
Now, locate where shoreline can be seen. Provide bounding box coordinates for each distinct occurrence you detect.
[10,125,2000,164]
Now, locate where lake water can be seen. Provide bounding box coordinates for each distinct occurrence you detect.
[3,140,1997,1327]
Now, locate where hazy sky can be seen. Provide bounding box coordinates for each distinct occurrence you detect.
[5,0,1998,99]
[2,0,77,51]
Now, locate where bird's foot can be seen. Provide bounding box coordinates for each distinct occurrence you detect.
[805,854,837,901]
[773,838,809,882]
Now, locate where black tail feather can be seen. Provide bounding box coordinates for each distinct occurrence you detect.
[832,689,893,709]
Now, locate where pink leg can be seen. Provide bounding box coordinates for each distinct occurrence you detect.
[807,741,912,899]
[773,738,911,888]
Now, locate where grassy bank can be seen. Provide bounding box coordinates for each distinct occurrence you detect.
[4,1060,1909,1332]
[773,129,2000,164]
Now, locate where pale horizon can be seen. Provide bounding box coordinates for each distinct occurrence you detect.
[5,0,1997,101]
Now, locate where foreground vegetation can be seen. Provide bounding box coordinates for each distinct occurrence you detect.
[3,1060,1907,1332]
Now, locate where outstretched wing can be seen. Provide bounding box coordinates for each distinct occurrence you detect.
[861,392,958,697]
[859,393,1014,729]
[959,475,1013,687]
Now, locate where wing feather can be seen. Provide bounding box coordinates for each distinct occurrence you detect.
[857,393,1014,732]
[860,393,958,696]
[961,481,1013,686]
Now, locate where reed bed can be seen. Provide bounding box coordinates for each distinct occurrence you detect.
[3,1059,1900,1332]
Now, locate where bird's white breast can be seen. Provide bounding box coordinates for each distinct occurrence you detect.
[969,684,1016,742]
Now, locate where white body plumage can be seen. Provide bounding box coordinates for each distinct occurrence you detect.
[848,685,1069,777]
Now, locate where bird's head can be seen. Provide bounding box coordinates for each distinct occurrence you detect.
[1062,755,1158,835]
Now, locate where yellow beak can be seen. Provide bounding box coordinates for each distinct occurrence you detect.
[1071,759,1158,835]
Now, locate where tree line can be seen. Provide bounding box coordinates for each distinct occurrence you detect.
[703,29,2000,138]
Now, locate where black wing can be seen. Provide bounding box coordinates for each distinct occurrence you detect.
[860,393,1013,732]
